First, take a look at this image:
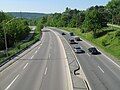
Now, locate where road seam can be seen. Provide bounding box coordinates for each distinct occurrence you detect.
[5,74,19,90]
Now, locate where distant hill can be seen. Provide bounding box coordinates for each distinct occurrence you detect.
[8,12,48,19]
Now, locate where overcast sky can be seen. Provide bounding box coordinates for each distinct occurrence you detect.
[0,0,111,13]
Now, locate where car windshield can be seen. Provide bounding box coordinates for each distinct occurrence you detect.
[75,47,81,49]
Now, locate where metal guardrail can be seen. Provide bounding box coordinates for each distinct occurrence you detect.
[0,39,39,67]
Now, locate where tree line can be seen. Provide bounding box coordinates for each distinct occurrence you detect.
[0,12,30,50]
[38,0,120,37]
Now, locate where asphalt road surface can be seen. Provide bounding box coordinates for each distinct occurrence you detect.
[53,27,120,90]
[0,29,73,90]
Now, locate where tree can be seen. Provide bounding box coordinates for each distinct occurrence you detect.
[106,0,120,24]
[82,7,107,37]
[0,18,30,50]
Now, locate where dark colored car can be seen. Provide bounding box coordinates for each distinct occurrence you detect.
[88,47,101,55]
[74,36,82,41]
[62,32,66,35]
[69,32,74,36]
[69,38,78,44]
[74,46,85,53]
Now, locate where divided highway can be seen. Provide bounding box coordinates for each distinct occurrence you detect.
[0,29,73,90]
[1,27,120,90]
[53,27,120,90]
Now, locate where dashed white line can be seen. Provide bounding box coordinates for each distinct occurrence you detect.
[44,68,48,75]
[87,53,90,57]
[23,63,28,69]
[49,54,51,58]
[38,46,41,49]
[35,50,38,54]
[5,75,19,90]
[31,55,34,59]
[98,66,104,73]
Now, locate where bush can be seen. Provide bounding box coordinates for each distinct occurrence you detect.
[115,30,120,38]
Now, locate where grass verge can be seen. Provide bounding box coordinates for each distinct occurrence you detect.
[0,28,41,65]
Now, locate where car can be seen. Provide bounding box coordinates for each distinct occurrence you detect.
[69,32,74,36]
[62,32,66,35]
[69,38,78,44]
[88,47,101,55]
[74,36,82,41]
[74,46,85,53]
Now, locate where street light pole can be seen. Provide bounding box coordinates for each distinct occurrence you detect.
[3,25,8,57]
[3,18,16,57]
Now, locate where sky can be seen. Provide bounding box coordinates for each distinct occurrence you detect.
[0,0,111,13]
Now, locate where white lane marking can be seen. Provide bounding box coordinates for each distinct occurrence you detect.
[98,66,104,73]
[83,38,120,69]
[102,54,120,69]
[5,75,19,90]
[23,63,28,69]
[38,47,40,49]
[49,54,51,58]
[44,68,48,75]
[35,50,38,54]
[87,53,90,57]
[83,40,93,47]
[31,55,34,59]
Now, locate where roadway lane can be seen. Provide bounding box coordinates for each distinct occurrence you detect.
[40,31,72,90]
[0,29,73,90]
[53,27,120,90]
[0,31,50,90]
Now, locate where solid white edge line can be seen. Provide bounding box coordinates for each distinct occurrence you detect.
[98,66,104,73]
[23,63,28,69]
[44,68,47,75]
[5,75,19,90]
[102,54,120,69]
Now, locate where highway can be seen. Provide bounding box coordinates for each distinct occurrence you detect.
[53,27,120,90]
[0,29,73,90]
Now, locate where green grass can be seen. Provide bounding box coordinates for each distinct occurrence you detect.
[60,27,120,62]
[0,28,41,64]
